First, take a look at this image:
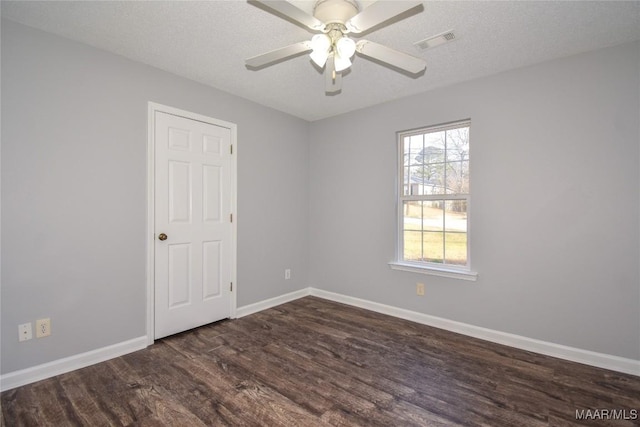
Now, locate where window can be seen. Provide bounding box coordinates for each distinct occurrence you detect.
[392,120,476,280]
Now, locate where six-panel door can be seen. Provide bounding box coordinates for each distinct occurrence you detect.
[154,111,232,339]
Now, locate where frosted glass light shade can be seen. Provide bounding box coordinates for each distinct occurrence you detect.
[336,37,356,59]
[311,34,331,52]
[310,49,330,67]
[334,55,352,72]
[310,34,332,67]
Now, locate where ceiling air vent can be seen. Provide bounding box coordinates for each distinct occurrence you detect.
[414,30,457,51]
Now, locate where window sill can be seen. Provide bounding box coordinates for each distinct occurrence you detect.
[388,262,478,281]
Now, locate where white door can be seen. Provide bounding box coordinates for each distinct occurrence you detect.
[154,110,233,339]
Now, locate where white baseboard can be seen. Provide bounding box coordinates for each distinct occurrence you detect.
[0,336,148,392]
[1,287,311,391]
[235,288,310,318]
[308,288,640,377]
[3,286,638,392]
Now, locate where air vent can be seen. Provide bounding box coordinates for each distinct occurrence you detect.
[414,30,457,51]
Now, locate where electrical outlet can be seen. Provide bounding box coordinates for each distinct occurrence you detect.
[36,318,51,338]
[416,282,425,296]
[284,269,291,280]
[18,323,33,342]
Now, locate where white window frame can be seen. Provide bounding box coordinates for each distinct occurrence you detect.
[389,120,477,281]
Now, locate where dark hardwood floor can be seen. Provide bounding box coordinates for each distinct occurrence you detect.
[2,296,639,426]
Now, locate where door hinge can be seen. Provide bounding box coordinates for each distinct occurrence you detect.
[230,144,233,155]
[230,282,233,291]
[230,213,233,223]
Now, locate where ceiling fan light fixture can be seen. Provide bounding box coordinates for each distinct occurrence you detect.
[310,33,332,67]
[334,54,352,72]
[247,0,428,93]
[336,36,356,59]
[311,34,331,52]
[310,49,330,67]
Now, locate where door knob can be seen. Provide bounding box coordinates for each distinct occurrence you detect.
[158,233,168,241]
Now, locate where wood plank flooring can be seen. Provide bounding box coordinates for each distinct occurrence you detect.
[2,296,639,426]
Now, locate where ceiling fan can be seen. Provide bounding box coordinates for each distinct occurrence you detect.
[246,0,426,93]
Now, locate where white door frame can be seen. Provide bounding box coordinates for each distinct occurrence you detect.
[146,102,237,345]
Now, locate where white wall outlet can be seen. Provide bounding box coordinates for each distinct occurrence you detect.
[36,318,51,338]
[284,269,291,280]
[416,282,425,296]
[19,323,33,342]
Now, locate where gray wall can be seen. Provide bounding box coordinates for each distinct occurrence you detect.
[309,41,640,360]
[2,18,639,376]
[1,20,309,373]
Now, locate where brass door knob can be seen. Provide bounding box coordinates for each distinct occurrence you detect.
[158,233,168,241]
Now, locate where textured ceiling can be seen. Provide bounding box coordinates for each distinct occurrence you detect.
[2,1,639,121]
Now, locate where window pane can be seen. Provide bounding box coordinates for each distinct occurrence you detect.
[423,200,443,231]
[403,230,422,261]
[403,135,424,195]
[446,127,469,162]
[403,201,445,262]
[423,232,444,263]
[403,153,410,169]
[445,161,469,194]
[420,163,446,195]
[444,200,467,265]
[407,166,425,195]
[421,132,445,164]
[405,135,423,167]
[402,201,422,231]
[424,201,445,263]
[444,200,467,232]
[445,232,467,265]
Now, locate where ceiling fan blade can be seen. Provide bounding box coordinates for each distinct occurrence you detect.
[346,1,422,34]
[356,40,426,74]
[325,55,342,93]
[250,0,325,31]
[246,41,312,68]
